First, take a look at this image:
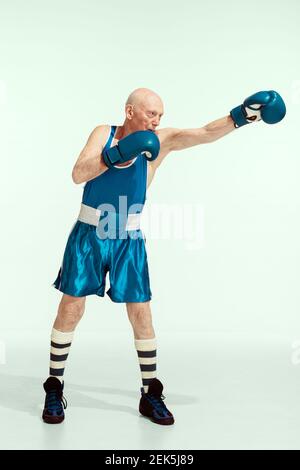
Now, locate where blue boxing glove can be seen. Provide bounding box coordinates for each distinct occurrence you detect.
[230,90,286,128]
[102,130,160,168]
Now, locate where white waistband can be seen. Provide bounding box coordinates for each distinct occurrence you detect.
[77,203,141,230]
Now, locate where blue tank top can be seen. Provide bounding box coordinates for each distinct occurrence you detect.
[82,125,147,215]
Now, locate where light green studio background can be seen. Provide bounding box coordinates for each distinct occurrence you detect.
[1,0,300,451]
[0,0,299,336]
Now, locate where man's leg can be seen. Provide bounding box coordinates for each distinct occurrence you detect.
[126,301,156,393]
[49,294,86,381]
[42,294,86,424]
[126,301,174,425]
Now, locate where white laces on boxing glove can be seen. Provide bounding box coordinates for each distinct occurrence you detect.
[244,104,262,123]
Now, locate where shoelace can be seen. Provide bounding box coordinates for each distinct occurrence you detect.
[46,390,68,412]
[146,393,169,416]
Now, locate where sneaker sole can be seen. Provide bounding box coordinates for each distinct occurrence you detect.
[139,412,175,426]
[42,413,65,424]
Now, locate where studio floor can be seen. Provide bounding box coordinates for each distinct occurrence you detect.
[0,330,299,450]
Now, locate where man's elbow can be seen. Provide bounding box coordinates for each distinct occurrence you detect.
[72,166,83,184]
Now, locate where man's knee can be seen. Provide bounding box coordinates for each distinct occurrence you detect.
[58,294,86,324]
[126,302,153,331]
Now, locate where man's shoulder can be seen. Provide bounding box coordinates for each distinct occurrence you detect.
[147,128,177,172]
[156,127,178,135]
[156,127,179,148]
[95,124,110,134]
[91,124,111,144]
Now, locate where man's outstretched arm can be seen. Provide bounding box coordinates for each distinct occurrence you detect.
[152,115,235,171]
[162,115,235,152]
[154,90,286,170]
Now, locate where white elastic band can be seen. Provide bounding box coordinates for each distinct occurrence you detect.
[77,203,141,230]
[78,203,101,226]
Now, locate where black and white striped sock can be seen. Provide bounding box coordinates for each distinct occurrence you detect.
[49,328,74,382]
[134,337,157,393]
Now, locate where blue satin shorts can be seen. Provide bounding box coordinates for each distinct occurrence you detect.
[52,220,152,302]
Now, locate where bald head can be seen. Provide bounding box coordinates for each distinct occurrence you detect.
[126,87,163,109]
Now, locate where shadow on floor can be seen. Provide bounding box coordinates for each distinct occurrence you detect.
[0,373,199,419]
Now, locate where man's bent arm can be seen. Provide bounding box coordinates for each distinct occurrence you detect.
[72,126,108,184]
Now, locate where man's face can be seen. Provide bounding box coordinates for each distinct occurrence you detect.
[128,99,164,132]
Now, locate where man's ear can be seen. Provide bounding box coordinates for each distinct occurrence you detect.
[126,104,134,120]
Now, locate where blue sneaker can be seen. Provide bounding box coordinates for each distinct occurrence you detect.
[139,378,174,425]
[42,377,67,424]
